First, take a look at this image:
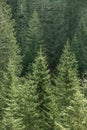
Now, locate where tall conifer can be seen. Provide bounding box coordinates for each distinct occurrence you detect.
[71,17,87,74]
[29,47,53,130]
[16,0,28,52]
[55,42,87,129]
[23,10,44,74]
[0,0,22,128]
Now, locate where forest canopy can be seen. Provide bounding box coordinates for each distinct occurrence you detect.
[0,0,87,130]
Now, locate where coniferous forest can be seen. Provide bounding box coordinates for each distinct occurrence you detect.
[0,0,87,129]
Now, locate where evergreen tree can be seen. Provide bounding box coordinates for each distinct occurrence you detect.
[17,76,37,130]
[82,77,87,98]
[55,42,87,130]
[2,60,24,130]
[23,10,44,74]
[64,0,81,43]
[38,0,67,73]
[71,10,87,75]
[29,47,53,130]
[6,0,17,19]
[16,0,28,51]
[0,0,21,76]
[0,0,22,127]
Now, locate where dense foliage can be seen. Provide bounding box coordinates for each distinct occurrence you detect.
[0,0,87,129]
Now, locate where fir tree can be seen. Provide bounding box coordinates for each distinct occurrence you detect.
[6,0,17,19]
[71,15,87,75]
[2,60,24,130]
[40,0,67,73]
[0,0,22,127]
[16,0,28,51]
[17,76,37,130]
[55,42,87,130]
[64,0,81,43]
[23,10,44,74]
[0,0,21,76]
[29,47,53,130]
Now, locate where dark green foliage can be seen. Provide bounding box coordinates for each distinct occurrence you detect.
[6,0,17,19]
[16,0,28,50]
[64,0,81,43]
[6,0,87,75]
[71,10,87,74]
[0,0,87,129]
[38,0,67,73]
[55,42,87,129]
[23,10,44,74]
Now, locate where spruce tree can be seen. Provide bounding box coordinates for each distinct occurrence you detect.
[64,0,81,43]
[6,0,17,19]
[2,60,24,130]
[16,0,28,52]
[71,14,87,75]
[29,47,53,130]
[40,0,67,73]
[23,10,44,74]
[55,42,87,130]
[17,76,37,130]
[0,0,21,77]
[0,0,22,128]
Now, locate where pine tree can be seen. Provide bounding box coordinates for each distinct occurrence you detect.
[55,42,87,130]
[23,10,44,74]
[28,47,53,130]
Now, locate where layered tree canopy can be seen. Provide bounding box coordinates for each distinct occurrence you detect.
[0,0,87,130]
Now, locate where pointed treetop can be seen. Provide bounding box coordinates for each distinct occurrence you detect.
[58,41,78,71]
